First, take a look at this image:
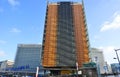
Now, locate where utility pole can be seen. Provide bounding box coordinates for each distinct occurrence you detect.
[114,49,120,65]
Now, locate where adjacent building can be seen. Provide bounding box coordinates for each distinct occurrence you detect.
[42,1,90,73]
[90,48,105,74]
[111,63,120,73]
[14,44,42,72]
[0,60,14,72]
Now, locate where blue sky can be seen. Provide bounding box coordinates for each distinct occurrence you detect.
[0,0,120,64]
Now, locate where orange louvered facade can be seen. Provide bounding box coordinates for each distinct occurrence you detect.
[73,4,89,67]
[42,4,58,67]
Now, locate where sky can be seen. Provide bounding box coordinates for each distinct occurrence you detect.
[0,0,120,65]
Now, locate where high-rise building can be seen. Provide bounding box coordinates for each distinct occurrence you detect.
[14,44,42,72]
[42,1,90,70]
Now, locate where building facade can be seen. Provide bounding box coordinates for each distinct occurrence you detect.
[14,44,42,72]
[111,63,120,73]
[90,48,106,74]
[0,60,14,72]
[42,1,90,69]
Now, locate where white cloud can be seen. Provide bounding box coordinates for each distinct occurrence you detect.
[0,50,6,57]
[8,0,20,7]
[10,28,21,33]
[0,40,7,44]
[100,46,120,64]
[38,42,42,44]
[100,12,120,32]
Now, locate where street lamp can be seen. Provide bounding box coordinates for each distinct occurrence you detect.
[95,57,101,77]
[114,49,120,65]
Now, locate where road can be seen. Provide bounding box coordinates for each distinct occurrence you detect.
[104,75,120,77]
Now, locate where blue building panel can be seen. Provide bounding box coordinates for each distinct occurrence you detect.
[14,44,42,73]
[111,63,120,73]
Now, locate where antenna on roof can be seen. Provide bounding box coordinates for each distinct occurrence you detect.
[46,0,49,4]
[82,0,84,6]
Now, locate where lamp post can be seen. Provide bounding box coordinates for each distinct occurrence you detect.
[95,57,101,77]
[114,49,120,65]
[76,62,79,77]
[36,67,39,77]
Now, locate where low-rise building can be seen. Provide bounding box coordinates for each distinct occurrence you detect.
[111,63,120,73]
[0,60,14,72]
[90,48,105,74]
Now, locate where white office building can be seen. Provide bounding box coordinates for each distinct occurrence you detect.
[90,48,105,74]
